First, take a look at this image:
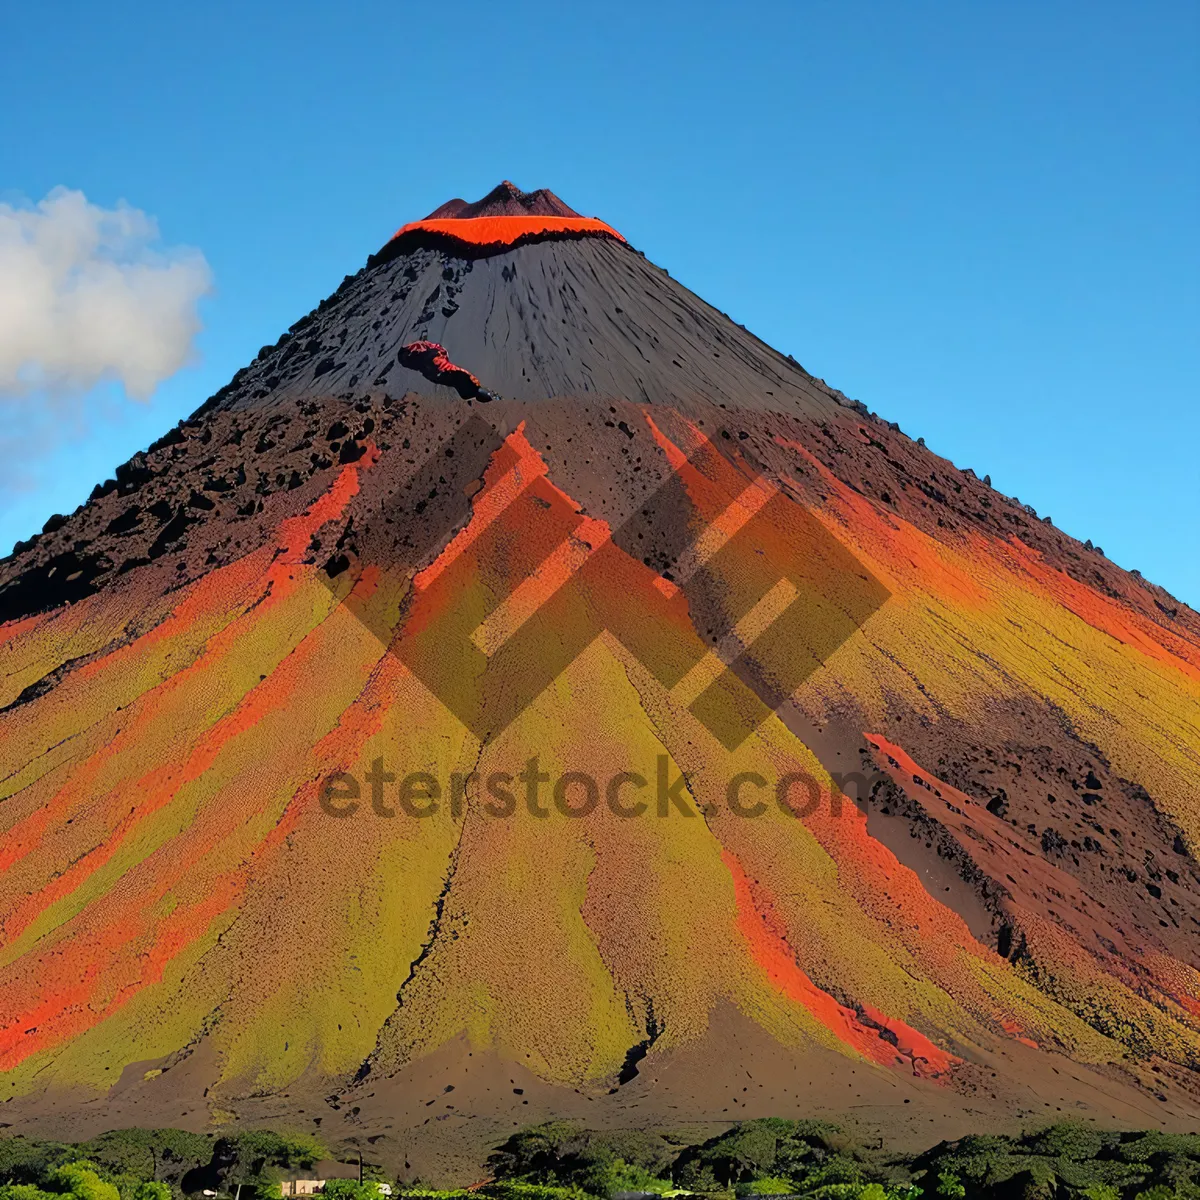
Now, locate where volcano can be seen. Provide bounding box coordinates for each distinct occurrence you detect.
[1,183,1198,1173]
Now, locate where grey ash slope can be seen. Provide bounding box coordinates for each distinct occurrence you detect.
[204,235,839,418]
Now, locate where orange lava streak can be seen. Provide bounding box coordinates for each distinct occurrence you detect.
[277,453,376,561]
[863,731,1125,947]
[775,434,1199,679]
[413,423,546,591]
[71,550,275,688]
[644,412,762,522]
[475,519,611,655]
[0,635,406,1071]
[858,1003,961,1073]
[864,731,1200,1023]
[1000,536,1200,682]
[772,435,990,607]
[389,215,625,249]
[0,461,373,878]
[0,546,270,874]
[642,421,1002,1007]
[0,612,49,647]
[644,412,690,472]
[722,850,957,1078]
[0,569,380,944]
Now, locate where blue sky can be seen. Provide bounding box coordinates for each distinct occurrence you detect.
[2,0,1197,605]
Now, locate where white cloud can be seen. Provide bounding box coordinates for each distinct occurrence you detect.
[0,187,212,400]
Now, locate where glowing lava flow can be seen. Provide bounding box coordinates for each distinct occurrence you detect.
[397,341,497,402]
[388,215,625,250]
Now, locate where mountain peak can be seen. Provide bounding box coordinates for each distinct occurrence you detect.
[1,173,1198,1156]
[424,180,580,221]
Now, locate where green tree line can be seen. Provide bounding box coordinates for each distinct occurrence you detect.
[470,1118,1199,1200]
[0,1130,326,1200]
[3,1119,1197,1200]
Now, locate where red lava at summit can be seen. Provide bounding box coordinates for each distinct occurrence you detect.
[388,179,625,251]
[388,214,625,251]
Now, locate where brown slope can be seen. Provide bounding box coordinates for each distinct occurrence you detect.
[425,180,581,220]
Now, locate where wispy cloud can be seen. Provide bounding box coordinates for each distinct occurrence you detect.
[0,187,212,400]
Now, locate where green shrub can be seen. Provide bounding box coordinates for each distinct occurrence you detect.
[47,1164,121,1200]
[482,1184,589,1200]
[793,1185,917,1200]
[1030,1124,1107,1163]
[1119,1133,1200,1165]
[577,1160,672,1198]
[934,1171,964,1199]
[0,1142,75,1190]
[0,1186,60,1200]
[487,1125,678,1190]
[736,1178,797,1196]
[323,1183,390,1200]
[674,1120,850,1190]
[858,1187,921,1200]
[78,1131,214,1184]
[395,1191,476,1199]
[128,1184,171,1200]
